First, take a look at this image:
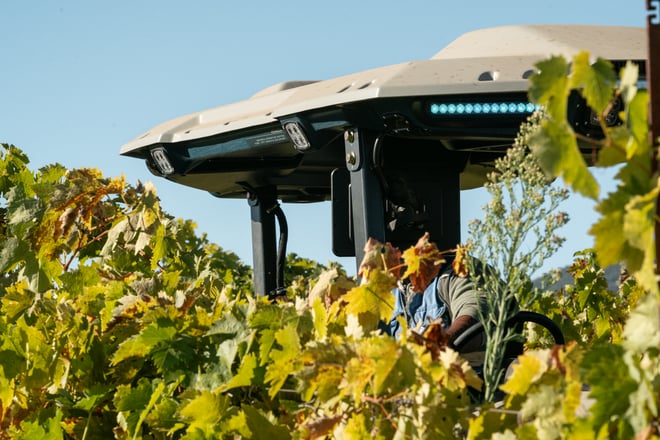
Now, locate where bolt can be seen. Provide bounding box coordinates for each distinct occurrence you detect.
[344,130,355,143]
[346,152,357,166]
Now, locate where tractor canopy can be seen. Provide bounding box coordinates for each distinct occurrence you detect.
[121,24,646,296]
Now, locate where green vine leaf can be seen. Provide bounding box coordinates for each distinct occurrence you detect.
[529,54,602,199]
[622,293,660,354]
[112,322,177,365]
[569,53,617,114]
[219,352,257,392]
[342,269,396,330]
[264,323,302,398]
[179,390,228,433]
[529,118,599,199]
[529,56,570,119]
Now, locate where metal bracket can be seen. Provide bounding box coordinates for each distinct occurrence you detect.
[344,129,362,171]
[344,128,386,270]
[650,0,660,25]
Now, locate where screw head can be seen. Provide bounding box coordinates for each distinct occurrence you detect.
[346,152,357,165]
[344,130,355,143]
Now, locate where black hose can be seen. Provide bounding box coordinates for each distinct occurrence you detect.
[270,204,288,295]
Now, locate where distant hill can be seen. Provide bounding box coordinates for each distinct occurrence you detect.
[536,264,622,292]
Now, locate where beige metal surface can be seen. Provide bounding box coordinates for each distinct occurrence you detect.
[121,24,646,156]
[432,24,645,60]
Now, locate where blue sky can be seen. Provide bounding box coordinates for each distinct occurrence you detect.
[0,1,647,275]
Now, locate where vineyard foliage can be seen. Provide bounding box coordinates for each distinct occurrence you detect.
[0,51,658,439]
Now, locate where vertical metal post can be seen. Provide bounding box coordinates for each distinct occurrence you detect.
[648,2,660,143]
[248,186,278,297]
[344,128,386,272]
[648,0,660,330]
[647,1,660,281]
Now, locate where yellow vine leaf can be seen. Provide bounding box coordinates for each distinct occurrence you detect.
[452,244,470,278]
[358,237,402,279]
[499,350,547,396]
[343,269,396,330]
[307,268,356,309]
[437,349,483,392]
[401,232,444,292]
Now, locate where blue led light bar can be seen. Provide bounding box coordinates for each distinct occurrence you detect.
[428,101,540,116]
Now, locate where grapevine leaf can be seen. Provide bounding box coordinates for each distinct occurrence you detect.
[0,237,29,273]
[622,186,658,291]
[0,373,14,424]
[529,56,570,119]
[343,269,396,330]
[7,195,42,236]
[133,380,166,438]
[111,322,177,365]
[467,410,517,440]
[1,281,35,321]
[437,348,483,392]
[358,237,402,278]
[307,268,355,309]
[301,415,342,440]
[401,232,444,292]
[570,53,616,114]
[625,90,650,160]
[590,193,636,268]
[344,313,365,339]
[179,390,228,431]
[597,126,629,166]
[240,405,290,440]
[73,383,112,412]
[365,336,416,396]
[264,323,302,398]
[452,244,470,278]
[619,61,639,104]
[114,379,154,437]
[581,344,638,432]
[249,303,289,329]
[519,385,562,438]
[151,334,197,373]
[311,297,328,340]
[343,355,375,404]
[151,223,167,271]
[342,412,370,439]
[216,339,241,374]
[134,229,151,255]
[219,352,257,392]
[563,381,584,424]
[258,328,277,368]
[529,54,600,199]
[500,351,546,396]
[302,359,345,403]
[101,218,129,257]
[529,118,599,199]
[223,411,251,438]
[13,414,63,440]
[145,398,180,433]
[622,293,660,354]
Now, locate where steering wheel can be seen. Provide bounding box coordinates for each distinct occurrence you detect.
[450,311,565,353]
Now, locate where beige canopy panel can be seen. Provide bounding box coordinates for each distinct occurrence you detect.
[122,24,644,155]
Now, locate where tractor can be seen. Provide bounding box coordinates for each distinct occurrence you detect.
[121,24,647,350]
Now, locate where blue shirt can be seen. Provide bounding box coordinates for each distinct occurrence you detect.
[382,274,450,339]
[381,261,485,339]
